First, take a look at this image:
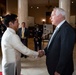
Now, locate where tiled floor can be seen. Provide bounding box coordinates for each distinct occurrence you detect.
[0,38,76,75]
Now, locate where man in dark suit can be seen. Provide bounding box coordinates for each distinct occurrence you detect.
[33,24,43,51]
[17,22,29,58]
[38,7,75,75]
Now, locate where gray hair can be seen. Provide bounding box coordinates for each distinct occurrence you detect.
[53,7,66,18]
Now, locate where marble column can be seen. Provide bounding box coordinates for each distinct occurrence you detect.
[18,0,28,27]
[59,0,70,23]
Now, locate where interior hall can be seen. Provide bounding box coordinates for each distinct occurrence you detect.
[0,0,76,75]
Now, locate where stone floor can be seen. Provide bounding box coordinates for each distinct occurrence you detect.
[0,38,76,75]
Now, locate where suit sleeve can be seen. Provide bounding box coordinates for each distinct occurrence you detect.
[56,27,75,74]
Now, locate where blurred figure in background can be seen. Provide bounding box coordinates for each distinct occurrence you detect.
[0,19,6,46]
[17,22,29,58]
[33,24,43,51]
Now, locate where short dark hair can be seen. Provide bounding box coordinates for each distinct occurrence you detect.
[3,14,17,27]
[22,22,25,25]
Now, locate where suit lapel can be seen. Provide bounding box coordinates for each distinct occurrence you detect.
[47,21,68,50]
[49,29,60,46]
[47,22,65,49]
[47,29,60,50]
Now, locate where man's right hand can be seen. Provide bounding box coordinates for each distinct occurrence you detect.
[38,50,45,57]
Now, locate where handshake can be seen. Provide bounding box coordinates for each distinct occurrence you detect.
[38,50,45,57]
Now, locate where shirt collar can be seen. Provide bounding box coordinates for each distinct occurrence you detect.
[57,20,65,29]
[7,27,16,34]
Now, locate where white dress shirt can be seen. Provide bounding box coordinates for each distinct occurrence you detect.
[1,27,38,75]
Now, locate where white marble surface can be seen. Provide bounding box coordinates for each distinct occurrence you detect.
[21,56,49,75]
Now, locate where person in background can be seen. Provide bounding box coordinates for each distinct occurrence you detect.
[1,14,41,75]
[0,19,6,46]
[38,7,75,75]
[33,24,43,51]
[75,28,76,42]
[17,22,29,58]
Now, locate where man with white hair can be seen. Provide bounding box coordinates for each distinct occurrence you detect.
[38,7,75,75]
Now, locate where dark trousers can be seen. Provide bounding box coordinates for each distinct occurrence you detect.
[21,38,28,58]
[21,38,28,46]
[34,40,42,51]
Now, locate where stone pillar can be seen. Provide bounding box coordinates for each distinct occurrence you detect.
[59,0,70,23]
[18,0,28,27]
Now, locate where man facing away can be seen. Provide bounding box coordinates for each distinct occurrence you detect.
[1,14,41,75]
[39,7,75,75]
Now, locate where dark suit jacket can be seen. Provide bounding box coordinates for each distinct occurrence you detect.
[44,21,75,75]
[33,28,43,41]
[17,28,29,38]
[17,28,29,46]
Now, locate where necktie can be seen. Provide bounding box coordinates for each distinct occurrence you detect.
[47,27,58,48]
[22,28,24,38]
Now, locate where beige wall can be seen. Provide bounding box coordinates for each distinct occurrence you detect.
[6,0,18,15]
[5,0,76,25]
[28,5,76,25]
[28,5,52,24]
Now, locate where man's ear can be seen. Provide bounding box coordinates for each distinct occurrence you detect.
[9,22,13,27]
